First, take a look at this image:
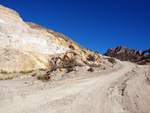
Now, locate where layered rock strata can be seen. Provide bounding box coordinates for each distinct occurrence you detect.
[0,5,83,72]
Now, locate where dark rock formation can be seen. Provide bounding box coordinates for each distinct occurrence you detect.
[104,46,142,61]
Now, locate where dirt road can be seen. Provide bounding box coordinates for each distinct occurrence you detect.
[0,61,150,113]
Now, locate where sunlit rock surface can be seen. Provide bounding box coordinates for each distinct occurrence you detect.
[0,5,82,72]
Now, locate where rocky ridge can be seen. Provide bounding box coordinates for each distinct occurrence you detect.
[104,46,142,61]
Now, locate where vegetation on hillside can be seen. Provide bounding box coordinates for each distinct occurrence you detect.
[132,54,150,65]
[87,55,95,61]
[108,57,116,64]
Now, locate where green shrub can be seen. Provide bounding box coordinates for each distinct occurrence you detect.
[37,76,41,80]
[61,58,77,69]
[8,77,13,80]
[87,48,92,51]
[76,63,83,67]
[19,70,33,74]
[87,55,95,61]
[108,57,116,64]
[1,70,8,74]
[37,75,51,82]
[39,68,46,71]
[4,76,13,80]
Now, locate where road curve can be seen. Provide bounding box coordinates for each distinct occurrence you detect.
[0,61,150,113]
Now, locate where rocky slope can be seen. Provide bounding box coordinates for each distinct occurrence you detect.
[0,5,85,73]
[104,46,142,61]
[0,5,114,80]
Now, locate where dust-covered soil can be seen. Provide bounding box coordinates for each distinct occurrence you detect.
[0,61,150,113]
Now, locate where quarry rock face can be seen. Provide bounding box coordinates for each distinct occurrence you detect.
[0,5,83,73]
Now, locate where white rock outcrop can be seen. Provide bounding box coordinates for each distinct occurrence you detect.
[0,5,70,72]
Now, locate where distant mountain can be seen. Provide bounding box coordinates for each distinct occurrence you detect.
[104,46,142,61]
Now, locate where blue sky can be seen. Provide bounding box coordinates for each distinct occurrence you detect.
[1,0,150,54]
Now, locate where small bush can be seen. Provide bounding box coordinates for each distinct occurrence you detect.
[87,55,95,61]
[37,75,51,82]
[39,68,46,71]
[20,70,33,74]
[87,67,94,72]
[37,76,41,80]
[32,73,37,77]
[76,63,83,67]
[1,70,8,74]
[108,57,116,64]
[61,58,77,69]
[10,77,13,80]
[4,76,13,80]
[94,51,99,54]
[87,48,92,51]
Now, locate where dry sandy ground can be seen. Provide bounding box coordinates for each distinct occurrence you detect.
[0,61,150,113]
